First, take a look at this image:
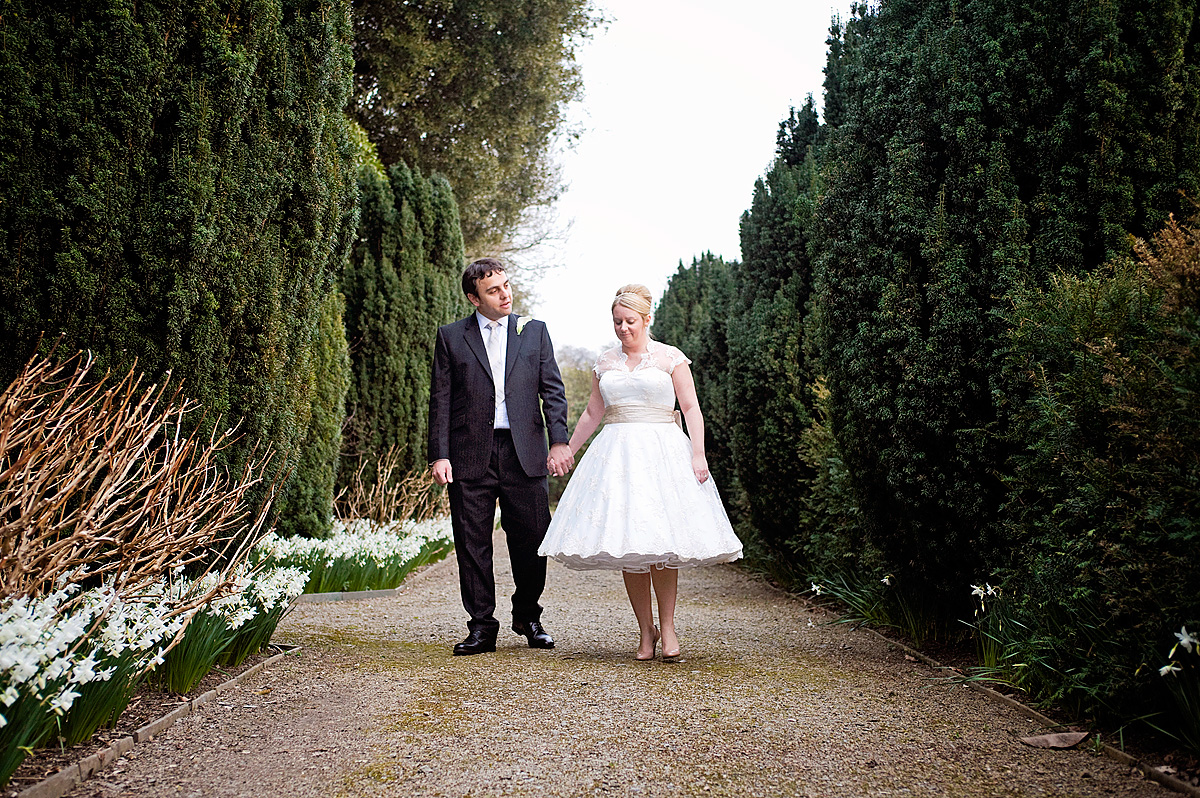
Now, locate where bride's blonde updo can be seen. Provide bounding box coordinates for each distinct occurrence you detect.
[612,284,654,321]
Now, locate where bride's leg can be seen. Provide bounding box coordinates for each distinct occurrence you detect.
[622,571,657,659]
[651,566,679,658]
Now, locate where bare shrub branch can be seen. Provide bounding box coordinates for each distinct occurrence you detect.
[334,445,447,526]
[0,353,277,604]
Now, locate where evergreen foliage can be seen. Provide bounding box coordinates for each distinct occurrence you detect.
[0,0,359,503]
[274,290,351,538]
[811,0,1200,614]
[651,254,739,511]
[1000,215,1200,721]
[727,103,821,559]
[350,0,599,254]
[340,153,468,490]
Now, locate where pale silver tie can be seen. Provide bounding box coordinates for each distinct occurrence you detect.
[486,321,504,414]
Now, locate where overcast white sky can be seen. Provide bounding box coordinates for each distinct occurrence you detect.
[532,0,844,352]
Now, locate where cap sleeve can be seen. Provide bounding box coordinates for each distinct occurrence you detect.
[592,346,623,377]
[660,343,691,374]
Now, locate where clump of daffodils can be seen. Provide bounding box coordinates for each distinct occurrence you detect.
[970,582,1000,615]
[1160,625,1199,677]
[253,516,453,595]
[0,565,308,755]
[255,516,453,570]
[0,582,184,730]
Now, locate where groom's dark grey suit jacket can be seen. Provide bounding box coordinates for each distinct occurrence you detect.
[428,314,570,481]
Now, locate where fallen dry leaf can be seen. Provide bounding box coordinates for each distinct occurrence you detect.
[1018,731,1090,749]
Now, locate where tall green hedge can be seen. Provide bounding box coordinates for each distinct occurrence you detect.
[811,0,1200,614]
[652,254,740,513]
[0,0,359,501]
[274,289,350,538]
[340,156,467,487]
[1000,216,1200,720]
[727,99,822,562]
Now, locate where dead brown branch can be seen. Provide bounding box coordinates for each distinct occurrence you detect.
[0,353,276,603]
[334,445,447,526]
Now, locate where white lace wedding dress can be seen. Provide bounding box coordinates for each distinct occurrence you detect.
[539,341,743,572]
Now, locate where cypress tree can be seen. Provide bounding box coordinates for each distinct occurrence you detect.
[0,0,359,501]
[274,290,351,538]
[652,254,739,511]
[340,155,467,488]
[726,100,822,561]
[811,0,1200,616]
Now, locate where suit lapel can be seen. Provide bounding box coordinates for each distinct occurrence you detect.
[462,316,492,376]
[505,314,522,378]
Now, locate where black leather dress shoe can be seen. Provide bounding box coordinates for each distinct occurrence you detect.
[453,630,497,656]
[512,620,555,649]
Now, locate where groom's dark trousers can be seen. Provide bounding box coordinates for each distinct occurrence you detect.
[428,315,569,636]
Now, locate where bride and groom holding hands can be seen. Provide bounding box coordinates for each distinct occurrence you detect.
[428,258,742,661]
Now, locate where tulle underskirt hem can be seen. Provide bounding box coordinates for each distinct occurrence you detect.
[546,550,743,573]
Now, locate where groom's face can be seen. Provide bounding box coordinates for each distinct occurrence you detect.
[468,270,513,321]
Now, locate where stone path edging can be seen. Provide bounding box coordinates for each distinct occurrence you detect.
[857,625,1200,798]
[16,646,301,798]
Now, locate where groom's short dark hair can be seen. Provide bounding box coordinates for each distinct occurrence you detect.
[462,258,507,298]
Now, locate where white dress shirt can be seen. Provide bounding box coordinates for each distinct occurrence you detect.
[476,312,510,429]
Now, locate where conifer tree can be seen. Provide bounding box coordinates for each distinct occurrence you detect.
[811,0,1200,612]
[727,104,822,557]
[275,290,351,538]
[340,157,468,489]
[652,254,739,507]
[0,0,359,509]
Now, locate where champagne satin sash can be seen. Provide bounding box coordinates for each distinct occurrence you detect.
[603,403,683,428]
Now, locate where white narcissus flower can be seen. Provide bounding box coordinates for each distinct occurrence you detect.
[881,575,892,586]
[1161,663,1182,676]
[49,687,80,715]
[810,582,823,596]
[970,584,985,598]
[1173,626,1198,656]
[0,712,6,728]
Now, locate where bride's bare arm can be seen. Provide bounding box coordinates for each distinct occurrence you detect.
[672,362,710,483]
[568,374,606,455]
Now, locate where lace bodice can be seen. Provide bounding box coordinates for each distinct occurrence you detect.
[593,341,691,409]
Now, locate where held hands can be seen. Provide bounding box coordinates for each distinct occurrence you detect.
[547,443,575,477]
[692,453,710,484]
[431,459,453,486]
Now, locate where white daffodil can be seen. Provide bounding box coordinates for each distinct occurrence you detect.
[1173,626,1198,656]
[1161,663,1183,677]
[810,582,823,596]
[970,584,985,598]
[49,686,80,715]
[0,712,7,728]
[881,575,892,586]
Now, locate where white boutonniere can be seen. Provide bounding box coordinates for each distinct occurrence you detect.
[515,315,533,335]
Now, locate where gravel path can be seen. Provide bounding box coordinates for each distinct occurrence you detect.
[67,534,1168,798]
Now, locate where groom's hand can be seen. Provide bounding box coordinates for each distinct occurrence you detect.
[431,459,453,485]
[547,443,574,477]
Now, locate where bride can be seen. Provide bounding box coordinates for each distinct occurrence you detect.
[539,284,742,661]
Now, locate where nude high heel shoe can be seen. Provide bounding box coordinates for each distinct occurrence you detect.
[661,628,681,662]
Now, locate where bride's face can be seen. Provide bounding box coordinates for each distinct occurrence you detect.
[612,305,648,347]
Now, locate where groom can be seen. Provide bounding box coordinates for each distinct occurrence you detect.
[428,258,574,655]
